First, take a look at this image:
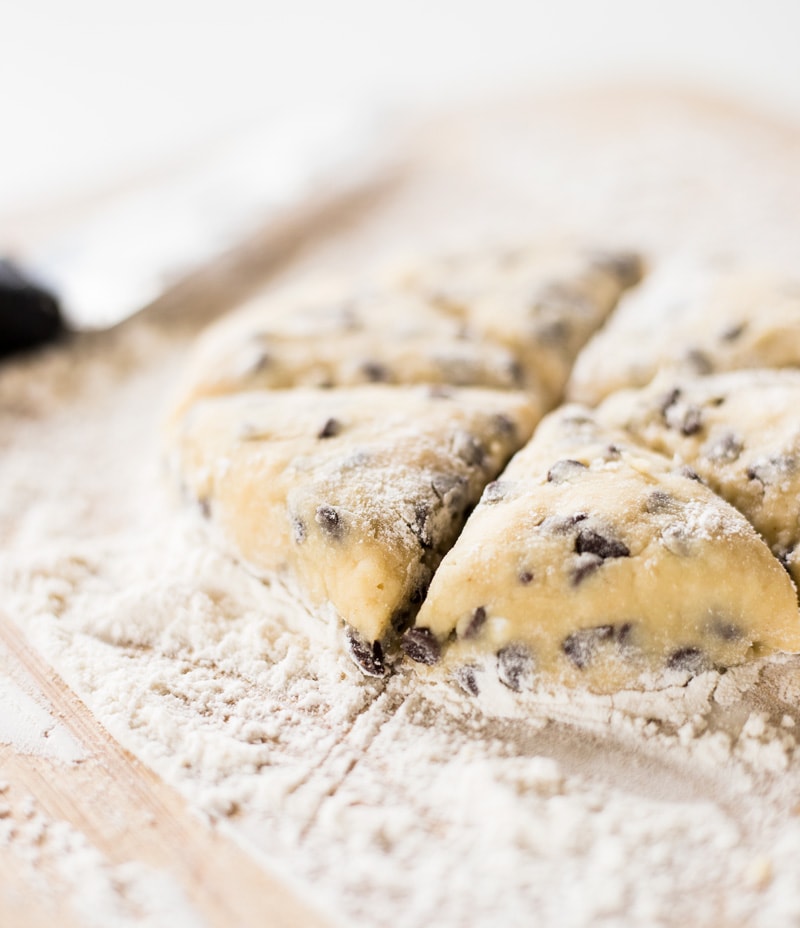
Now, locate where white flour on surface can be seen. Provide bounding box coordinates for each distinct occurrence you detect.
[3,89,800,927]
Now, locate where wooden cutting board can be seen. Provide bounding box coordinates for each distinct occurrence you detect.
[2,85,800,927]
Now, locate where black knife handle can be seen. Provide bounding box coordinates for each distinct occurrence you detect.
[0,258,64,358]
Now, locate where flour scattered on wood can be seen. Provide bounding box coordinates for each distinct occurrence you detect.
[4,91,800,927]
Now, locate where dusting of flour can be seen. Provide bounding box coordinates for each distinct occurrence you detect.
[4,89,800,927]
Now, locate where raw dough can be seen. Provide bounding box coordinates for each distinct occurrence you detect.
[598,369,800,588]
[568,262,800,406]
[393,244,643,404]
[170,244,642,420]
[167,384,539,674]
[405,405,800,692]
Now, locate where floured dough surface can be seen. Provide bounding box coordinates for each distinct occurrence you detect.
[171,244,642,420]
[407,405,800,692]
[167,384,539,671]
[598,368,800,587]
[568,262,800,406]
[392,243,643,404]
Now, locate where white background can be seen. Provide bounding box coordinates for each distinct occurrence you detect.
[2,0,799,219]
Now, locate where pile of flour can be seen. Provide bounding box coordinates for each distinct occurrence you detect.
[3,89,800,927]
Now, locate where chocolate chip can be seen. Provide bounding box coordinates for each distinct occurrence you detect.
[427,385,454,400]
[547,459,588,484]
[775,545,795,576]
[605,444,622,460]
[497,644,535,692]
[711,619,743,641]
[454,665,480,697]
[431,473,468,505]
[666,647,709,675]
[645,490,675,513]
[454,432,486,468]
[518,570,534,585]
[506,360,525,388]
[542,512,589,534]
[482,481,508,504]
[534,319,571,345]
[720,322,746,342]
[676,464,704,483]
[411,502,433,549]
[571,554,603,585]
[198,497,211,519]
[589,250,643,288]
[292,516,307,544]
[703,432,742,463]
[361,360,389,382]
[401,627,441,665]
[492,413,517,437]
[562,625,615,669]
[667,404,703,436]
[747,455,797,485]
[318,417,342,439]
[346,629,385,677]
[315,505,344,539]
[661,523,692,557]
[462,606,488,639]
[575,528,630,560]
[659,387,681,417]
[685,349,713,375]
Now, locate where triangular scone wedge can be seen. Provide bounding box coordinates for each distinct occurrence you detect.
[167,385,540,675]
[395,244,643,405]
[405,405,800,693]
[568,262,800,406]
[170,244,642,420]
[170,283,537,420]
[598,369,800,588]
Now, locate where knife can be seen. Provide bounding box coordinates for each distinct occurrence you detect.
[0,105,394,357]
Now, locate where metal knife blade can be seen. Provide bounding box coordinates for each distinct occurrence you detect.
[0,105,392,352]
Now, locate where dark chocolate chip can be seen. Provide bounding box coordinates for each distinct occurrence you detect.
[775,545,795,576]
[666,647,709,675]
[492,412,517,437]
[292,516,307,544]
[677,405,703,436]
[720,322,746,342]
[318,417,342,439]
[542,512,589,534]
[605,444,622,460]
[454,665,480,697]
[518,570,535,585]
[462,606,488,639]
[747,455,797,485]
[685,349,713,375]
[482,481,508,504]
[575,528,630,560]
[361,360,389,383]
[431,473,468,504]
[412,502,433,549]
[547,459,588,484]
[711,619,743,641]
[534,319,571,345]
[703,432,742,463]
[571,554,603,585]
[401,627,441,665]
[645,490,675,513]
[562,625,615,669]
[198,497,211,519]
[346,629,385,677]
[497,644,535,692]
[506,360,525,388]
[589,250,643,288]
[315,505,344,539]
[454,432,486,468]
[659,388,681,417]
[676,464,704,483]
